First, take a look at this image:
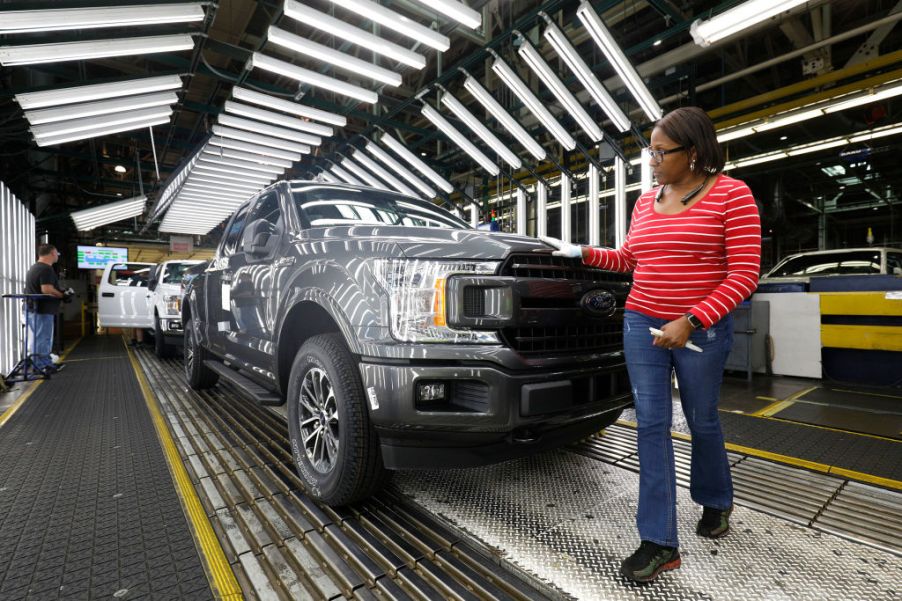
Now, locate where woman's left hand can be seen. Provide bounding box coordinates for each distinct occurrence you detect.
[652,317,694,349]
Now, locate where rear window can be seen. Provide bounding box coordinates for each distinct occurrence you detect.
[108,263,152,287]
[767,251,881,277]
[290,184,468,230]
[163,262,200,285]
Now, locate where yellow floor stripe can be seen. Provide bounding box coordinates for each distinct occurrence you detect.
[751,385,818,417]
[615,419,902,491]
[755,396,778,402]
[124,341,243,600]
[0,338,81,428]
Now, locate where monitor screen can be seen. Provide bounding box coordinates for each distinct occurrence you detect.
[77,246,128,269]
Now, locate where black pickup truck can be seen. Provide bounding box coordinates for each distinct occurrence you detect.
[182,181,632,505]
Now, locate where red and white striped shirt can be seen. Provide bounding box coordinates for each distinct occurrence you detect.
[584,174,761,328]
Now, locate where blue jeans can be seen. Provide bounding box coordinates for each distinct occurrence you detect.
[27,310,55,371]
[623,309,734,548]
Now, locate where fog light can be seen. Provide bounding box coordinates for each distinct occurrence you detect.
[417,382,446,402]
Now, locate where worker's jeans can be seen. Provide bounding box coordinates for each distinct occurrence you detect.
[27,310,55,371]
[623,309,734,548]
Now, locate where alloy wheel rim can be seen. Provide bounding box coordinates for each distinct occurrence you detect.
[185,327,195,376]
[298,367,339,474]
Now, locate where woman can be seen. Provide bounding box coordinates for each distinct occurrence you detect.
[542,106,761,583]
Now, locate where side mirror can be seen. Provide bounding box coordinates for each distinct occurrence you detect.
[148,278,158,291]
[248,231,271,257]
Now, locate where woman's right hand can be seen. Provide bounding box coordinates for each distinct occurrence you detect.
[539,236,583,258]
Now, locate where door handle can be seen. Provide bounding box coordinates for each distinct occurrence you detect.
[275,257,295,267]
[102,292,114,298]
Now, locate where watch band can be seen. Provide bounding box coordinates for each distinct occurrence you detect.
[685,313,703,329]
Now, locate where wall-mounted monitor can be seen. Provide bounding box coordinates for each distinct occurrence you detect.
[77,245,128,269]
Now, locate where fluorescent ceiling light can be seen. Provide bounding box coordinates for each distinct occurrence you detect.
[282,0,426,70]
[409,0,481,29]
[421,103,499,176]
[379,132,454,194]
[576,1,662,122]
[206,136,301,162]
[200,146,293,169]
[439,90,521,169]
[181,185,258,201]
[328,163,363,186]
[716,126,757,143]
[32,110,171,146]
[211,125,310,154]
[823,82,902,114]
[753,108,824,132]
[340,156,389,190]
[461,74,546,161]
[329,0,451,51]
[232,86,346,126]
[24,91,177,125]
[785,139,848,157]
[848,124,902,142]
[251,52,378,104]
[184,178,262,195]
[15,74,183,110]
[177,192,247,206]
[0,34,195,66]
[691,0,809,47]
[217,113,322,146]
[267,26,402,87]
[516,36,603,143]
[0,4,204,34]
[192,167,273,186]
[351,149,418,197]
[223,100,332,137]
[318,170,341,184]
[364,141,436,198]
[198,153,284,175]
[542,18,630,132]
[490,54,576,152]
[70,196,146,231]
[31,106,171,139]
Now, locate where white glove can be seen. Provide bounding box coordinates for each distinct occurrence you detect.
[539,236,582,259]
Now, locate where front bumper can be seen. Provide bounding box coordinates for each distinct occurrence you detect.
[359,358,632,469]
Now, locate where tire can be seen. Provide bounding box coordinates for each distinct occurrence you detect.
[184,316,218,390]
[154,315,174,359]
[287,333,386,505]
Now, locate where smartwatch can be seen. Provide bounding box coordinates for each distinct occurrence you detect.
[685,313,703,329]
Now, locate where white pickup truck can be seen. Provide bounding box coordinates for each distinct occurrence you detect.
[98,259,203,357]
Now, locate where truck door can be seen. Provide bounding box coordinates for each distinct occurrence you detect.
[225,188,283,375]
[205,201,251,357]
[98,262,156,328]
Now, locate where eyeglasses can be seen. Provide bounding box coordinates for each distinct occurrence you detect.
[645,145,686,164]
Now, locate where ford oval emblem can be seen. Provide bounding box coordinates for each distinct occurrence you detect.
[580,289,617,317]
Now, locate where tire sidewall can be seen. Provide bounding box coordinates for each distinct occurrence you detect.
[287,341,356,503]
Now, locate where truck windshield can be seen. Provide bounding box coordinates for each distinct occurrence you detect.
[768,250,881,277]
[290,185,469,230]
[163,262,200,285]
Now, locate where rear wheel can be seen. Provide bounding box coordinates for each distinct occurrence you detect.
[287,333,386,505]
[184,317,218,390]
[154,315,174,358]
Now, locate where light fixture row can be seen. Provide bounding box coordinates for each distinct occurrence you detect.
[70,195,147,232]
[717,80,902,142]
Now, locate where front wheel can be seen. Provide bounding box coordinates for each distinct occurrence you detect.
[184,317,218,390]
[154,315,175,358]
[287,333,386,505]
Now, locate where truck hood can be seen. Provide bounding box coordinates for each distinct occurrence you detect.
[300,225,548,260]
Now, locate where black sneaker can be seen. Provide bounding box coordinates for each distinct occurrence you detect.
[621,540,681,583]
[697,505,733,538]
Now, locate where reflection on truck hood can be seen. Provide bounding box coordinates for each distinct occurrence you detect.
[299,225,546,260]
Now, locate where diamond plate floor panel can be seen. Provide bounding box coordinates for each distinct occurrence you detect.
[393,448,902,601]
[0,337,213,600]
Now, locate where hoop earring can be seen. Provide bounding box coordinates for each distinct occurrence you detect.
[690,159,696,171]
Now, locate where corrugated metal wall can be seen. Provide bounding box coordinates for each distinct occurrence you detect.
[0,181,35,377]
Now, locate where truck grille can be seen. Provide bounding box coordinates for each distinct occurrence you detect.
[499,254,629,355]
[500,253,630,283]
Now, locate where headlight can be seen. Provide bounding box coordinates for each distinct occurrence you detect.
[164,295,181,315]
[373,259,500,343]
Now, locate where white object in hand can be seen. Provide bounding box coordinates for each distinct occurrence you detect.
[538,236,582,258]
[649,327,703,353]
